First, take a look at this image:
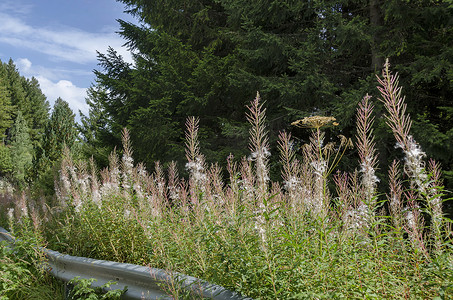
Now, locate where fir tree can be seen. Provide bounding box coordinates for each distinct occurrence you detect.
[85,0,453,187]
[34,98,77,177]
[10,111,33,187]
[22,77,50,147]
[1,59,50,147]
[0,143,12,176]
[0,69,13,141]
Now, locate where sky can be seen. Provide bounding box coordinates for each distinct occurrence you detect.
[0,0,137,119]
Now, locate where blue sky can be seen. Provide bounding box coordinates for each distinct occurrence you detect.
[0,0,136,118]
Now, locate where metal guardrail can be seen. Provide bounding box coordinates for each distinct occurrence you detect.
[0,227,252,300]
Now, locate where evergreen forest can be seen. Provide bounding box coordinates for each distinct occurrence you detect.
[82,0,453,195]
[1,0,453,299]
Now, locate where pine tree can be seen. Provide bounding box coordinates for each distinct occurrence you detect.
[0,68,14,141]
[34,98,77,177]
[10,111,33,187]
[1,59,50,148]
[22,77,50,147]
[79,84,113,167]
[44,97,77,161]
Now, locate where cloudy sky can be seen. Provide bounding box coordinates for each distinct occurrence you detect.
[0,0,136,118]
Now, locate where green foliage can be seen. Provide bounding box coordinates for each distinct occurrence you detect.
[78,85,112,168]
[43,97,77,162]
[67,277,126,300]
[0,59,52,190]
[83,0,453,191]
[1,59,49,148]
[0,220,64,299]
[33,97,77,184]
[0,144,12,176]
[10,111,33,188]
[0,244,34,298]
[0,70,13,141]
[45,89,452,298]
[21,77,50,148]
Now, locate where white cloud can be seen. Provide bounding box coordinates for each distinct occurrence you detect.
[37,76,88,116]
[15,58,89,119]
[16,56,92,82]
[0,12,133,65]
[0,1,131,122]
[16,57,32,72]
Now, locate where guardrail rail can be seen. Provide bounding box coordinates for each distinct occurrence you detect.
[0,227,252,300]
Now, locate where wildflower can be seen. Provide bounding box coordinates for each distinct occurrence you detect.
[60,169,71,193]
[283,176,300,191]
[345,203,369,230]
[401,135,428,193]
[77,173,90,196]
[406,210,415,229]
[185,156,207,187]
[310,160,327,177]
[360,154,380,200]
[254,204,267,246]
[122,155,134,176]
[248,146,271,162]
[133,183,144,201]
[356,94,379,210]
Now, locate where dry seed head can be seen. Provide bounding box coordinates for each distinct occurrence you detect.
[338,135,347,146]
[322,142,335,156]
[291,116,337,129]
[347,138,354,149]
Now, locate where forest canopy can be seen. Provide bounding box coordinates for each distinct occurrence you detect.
[81,0,453,191]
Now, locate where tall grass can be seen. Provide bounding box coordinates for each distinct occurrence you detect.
[5,63,453,299]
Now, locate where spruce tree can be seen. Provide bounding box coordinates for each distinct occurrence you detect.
[0,143,12,176]
[1,59,50,148]
[0,69,13,141]
[34,98,77,178]
[22,77,50,147]
[10,111,33,187]
[85,0,453,186]
[4,59,27,114]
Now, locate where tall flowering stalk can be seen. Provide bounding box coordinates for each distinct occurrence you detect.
[226,154,239,215]
[278,131,302,213]
[121,128,134,200]
[246,92,271,247]
[427,159,444,253]
[185,116,207,194]
[293,118,331,217]
[405,192,428,257]
[377,60,427,193]
[388,160,403,231]
[246,92,270,200]
[356,94,379,223]
[377,59,444,253]
[167,161,180,203]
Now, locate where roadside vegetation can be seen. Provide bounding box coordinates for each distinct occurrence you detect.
[2,62,451,299]
[0,217,64,299]
[1,0,452,298]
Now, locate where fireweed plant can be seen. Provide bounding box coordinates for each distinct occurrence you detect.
[3,64,452,299]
